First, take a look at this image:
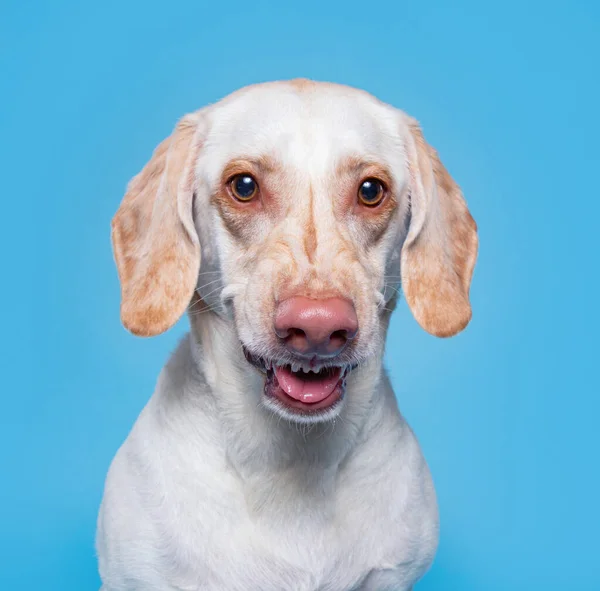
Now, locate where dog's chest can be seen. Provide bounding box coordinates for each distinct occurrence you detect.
[151,457,398,591]
[168,480,396,591]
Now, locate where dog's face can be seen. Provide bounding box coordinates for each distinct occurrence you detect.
[112,80,478,423]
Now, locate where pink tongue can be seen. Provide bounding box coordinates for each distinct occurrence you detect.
[273,366,342,404]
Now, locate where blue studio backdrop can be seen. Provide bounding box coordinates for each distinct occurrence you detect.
[2,0,599,589]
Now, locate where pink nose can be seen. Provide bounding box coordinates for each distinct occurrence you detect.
[274,296,358,357]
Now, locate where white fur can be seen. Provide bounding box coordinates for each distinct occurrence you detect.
[97,81,443,591]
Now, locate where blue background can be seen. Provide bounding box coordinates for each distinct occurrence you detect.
[2,0,599,589]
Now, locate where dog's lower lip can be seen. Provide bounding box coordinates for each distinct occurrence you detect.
[242,346,356,413]
[265,366,347,412]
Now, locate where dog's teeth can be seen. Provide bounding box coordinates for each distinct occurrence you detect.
[302,365,310,373]
[265,359,271,371]
[291,362,301,372]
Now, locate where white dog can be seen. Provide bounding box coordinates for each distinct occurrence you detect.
[97,79,478,591]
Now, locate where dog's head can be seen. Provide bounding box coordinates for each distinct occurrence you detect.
[112,80,478,423]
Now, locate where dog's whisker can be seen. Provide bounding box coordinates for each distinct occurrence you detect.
[196,280,250,305]
[383,283,402,295]
[196,270,221,277]
[198,285,228,301]
[196,278,223,291]
[188,307,217,318]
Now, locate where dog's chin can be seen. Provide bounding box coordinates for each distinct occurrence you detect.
[242,347,357,424]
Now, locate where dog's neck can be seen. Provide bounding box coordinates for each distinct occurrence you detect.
[181,301,390,507]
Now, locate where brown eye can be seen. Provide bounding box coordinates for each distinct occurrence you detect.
[358,178,385,206]
[230,174,258,202]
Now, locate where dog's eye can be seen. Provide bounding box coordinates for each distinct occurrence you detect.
[230,174,258,202]
[358,178,385,207]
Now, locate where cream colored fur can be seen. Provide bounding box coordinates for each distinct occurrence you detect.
[97,79,478,591]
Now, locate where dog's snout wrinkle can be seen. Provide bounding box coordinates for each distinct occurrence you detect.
[274,296,358,357]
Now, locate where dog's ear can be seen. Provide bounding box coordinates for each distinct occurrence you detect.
[111,114,202,337]
[401,118,478,337]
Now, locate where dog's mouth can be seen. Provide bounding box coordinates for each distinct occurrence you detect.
[243,347,357,414]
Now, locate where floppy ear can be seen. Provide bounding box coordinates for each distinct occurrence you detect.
[401,118,478,337]
[111,114,202,337]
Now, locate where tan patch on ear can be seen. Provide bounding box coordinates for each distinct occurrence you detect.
[402,120,478,337]
[111,115,201,336]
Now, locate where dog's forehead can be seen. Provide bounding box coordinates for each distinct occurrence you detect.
[201,82,404,179]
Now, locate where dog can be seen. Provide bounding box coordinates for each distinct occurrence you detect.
[96,79,478,591]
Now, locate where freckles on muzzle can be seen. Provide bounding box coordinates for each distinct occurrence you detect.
[239,233,371,418]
